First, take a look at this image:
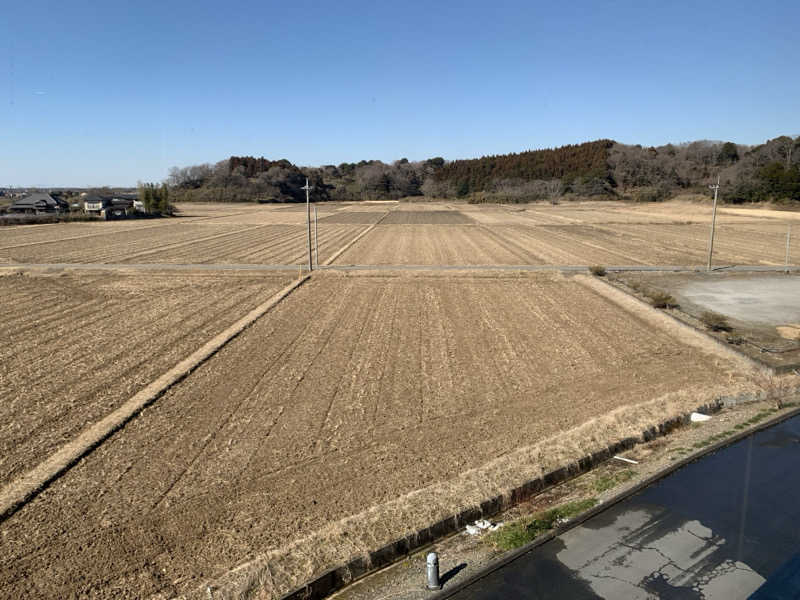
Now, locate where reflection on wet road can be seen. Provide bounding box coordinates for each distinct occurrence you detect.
[449,414,800,599]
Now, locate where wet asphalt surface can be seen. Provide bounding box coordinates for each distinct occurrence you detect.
[446,414,800,599]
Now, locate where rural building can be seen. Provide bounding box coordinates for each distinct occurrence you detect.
[7,193,64,214]
[84,194,135,218]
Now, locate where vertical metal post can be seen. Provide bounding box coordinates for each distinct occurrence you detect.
[302,178,313,271]
[426,552,442,590]
[707,175,720,271]
[786,223,793,273]
[314,204,319,267]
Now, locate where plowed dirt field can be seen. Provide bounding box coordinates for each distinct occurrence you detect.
[1,223,368,265]
[0,270,292,484]
[3,201,797,267]
[338,220,798,266]
[0,273,749,598]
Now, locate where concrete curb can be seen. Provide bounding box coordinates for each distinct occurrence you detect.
[0,275,311,523]
[276,394,762,600]
[432,400,800,600]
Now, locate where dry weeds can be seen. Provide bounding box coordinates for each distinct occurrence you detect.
[203,385,762,600]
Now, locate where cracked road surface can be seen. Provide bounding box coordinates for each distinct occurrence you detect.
[446,414,800,599]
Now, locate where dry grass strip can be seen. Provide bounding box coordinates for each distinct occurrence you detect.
[0,275,310,522]
[192,384,765,600]
[574,274,770,374]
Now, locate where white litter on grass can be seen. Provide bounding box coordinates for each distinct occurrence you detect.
[465,525,481,535]
[691,412,712,422]
[466,519,502,535]
[613,455,639,465]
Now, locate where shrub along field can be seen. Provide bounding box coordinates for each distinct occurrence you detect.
[0,272,755,598]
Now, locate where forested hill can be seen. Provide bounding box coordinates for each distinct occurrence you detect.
[433,139,614,197]
[166,136,800,204]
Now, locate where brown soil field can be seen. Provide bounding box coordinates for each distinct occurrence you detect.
[0,272,752,598]
[0,204,360,258]
[335,223,666,266]
[602,222,799,265]
[206,205,346,225]
[172,203,261,219]
[337,218,797,267]
[0,269,292,485]
[3,201,797,267]
[115,224,365,265]
[1,222,368,265]
[0,219,180,250]
[608,271,800,370]
[334,224,550,265]
[381,210,474,224]
[320,211,388,224]
[459,200,798,226]
[2,223,258,263]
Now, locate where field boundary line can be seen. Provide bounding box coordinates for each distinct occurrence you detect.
[0,274,311,523]
[574,274,771,374]
[322,210,392,266]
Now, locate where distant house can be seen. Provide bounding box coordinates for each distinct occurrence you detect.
[7,193,63,214]
[84,194,134,218]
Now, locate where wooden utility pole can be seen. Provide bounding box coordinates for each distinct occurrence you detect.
[302,178,313,271]
[707,175,720,271]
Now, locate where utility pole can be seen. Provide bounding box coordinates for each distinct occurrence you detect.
[706,175,720,271]
[302,178,313,271]
[314,204,319,268]
[786,223,793,273]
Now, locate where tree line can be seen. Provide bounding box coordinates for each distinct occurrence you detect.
[165,135,800,205]
[137,182,172,214]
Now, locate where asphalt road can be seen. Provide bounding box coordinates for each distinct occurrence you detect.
[445,413,800,600]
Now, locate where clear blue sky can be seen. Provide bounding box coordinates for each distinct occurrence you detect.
[2,0,798,187]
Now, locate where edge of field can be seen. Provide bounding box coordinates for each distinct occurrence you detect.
[199,384,794,600]
[429,396,800,600]
[191,272,799,600]
[573,274,773,374]
[0,274,311,522]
